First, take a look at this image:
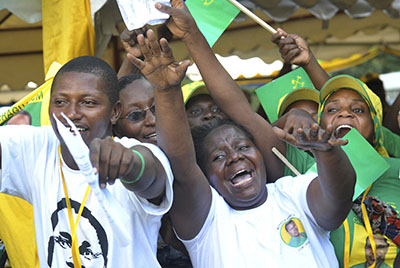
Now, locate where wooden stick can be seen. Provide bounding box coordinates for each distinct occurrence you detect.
[227,0,277,34]
[271,147,301,176]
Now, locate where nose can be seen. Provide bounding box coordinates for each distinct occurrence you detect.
[337,108,354,118]
[143,109,155,126]
[202,109,216,121]
[227,149,242,165]
[65,102,82,121]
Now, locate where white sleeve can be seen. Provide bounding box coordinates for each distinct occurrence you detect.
[0,125,47,202]
[115,137,174,216]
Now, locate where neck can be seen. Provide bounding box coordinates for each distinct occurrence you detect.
[60,143,79,170]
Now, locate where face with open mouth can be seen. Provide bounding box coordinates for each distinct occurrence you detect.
[320,89,374,143]
[202,124,267,210]
[49,72,116,147]
[115,78,157,145]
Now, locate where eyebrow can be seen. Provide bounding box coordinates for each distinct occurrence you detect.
[326,98,365,104]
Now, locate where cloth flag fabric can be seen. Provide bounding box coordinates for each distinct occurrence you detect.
[256,67,314,122]
[41,0,95,74]
[306,129,390,201]
[186,0,240,47]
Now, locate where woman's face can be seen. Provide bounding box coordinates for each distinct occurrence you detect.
[320,89,374,143]
[202,124,267,210]
[115,79,157,144]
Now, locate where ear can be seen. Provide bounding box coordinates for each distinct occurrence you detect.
[111,101,122,125]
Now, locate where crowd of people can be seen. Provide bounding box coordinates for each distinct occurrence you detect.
[1,0,400,267]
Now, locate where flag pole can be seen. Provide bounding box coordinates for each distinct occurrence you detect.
[226,0,277,34]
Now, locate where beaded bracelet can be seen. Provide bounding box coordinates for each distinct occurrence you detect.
[120,149,145,184]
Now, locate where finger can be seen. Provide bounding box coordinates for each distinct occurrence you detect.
[273,126,297,145]
[147,29,161,57]
[89,139,106,188]
[328,139,348,147]
[177,59,191,74]
[137,33,152,60]
[127,53,145,70]
[155,2,175,15]
[160,38,173,58]
[107,145,124,184]
[310,123,319,141]
[296,128,309,144]
[281,44,299,56]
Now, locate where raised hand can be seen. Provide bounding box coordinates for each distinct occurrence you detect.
[120,26,147,59]
[273,123,348,152]
[127,29,190,91]
[155,0,198,40]
[271,28,313,67]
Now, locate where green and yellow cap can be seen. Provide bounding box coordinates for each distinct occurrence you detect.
[277,88,319,117]
[182,81,209,104]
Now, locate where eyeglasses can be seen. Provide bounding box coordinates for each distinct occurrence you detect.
[123,104,155,123]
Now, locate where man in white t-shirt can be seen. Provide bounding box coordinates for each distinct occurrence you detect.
[0,56,173,267]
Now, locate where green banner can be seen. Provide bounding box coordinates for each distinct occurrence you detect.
[256,67,314,122]
[306,129,390,200]
[186,0,240,47]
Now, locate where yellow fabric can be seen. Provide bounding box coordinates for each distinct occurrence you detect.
[277,87,319,117]
[343,219,350,268]
[42,0,95,74]
[361,185,376,268]
[181,81,209,103]
[0,194,39,268]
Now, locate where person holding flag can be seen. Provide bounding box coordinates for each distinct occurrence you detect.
[0,55,174,267]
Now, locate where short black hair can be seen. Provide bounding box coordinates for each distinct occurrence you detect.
[285,220,295,231]
[191,118,255,171]
[51,56,119,104]
[118,73,147,94]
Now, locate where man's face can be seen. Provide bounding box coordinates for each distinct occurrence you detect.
[286,222,300,237]
[185,95,227,128]
[203,125,267,210]
[49,72,116,146]
[115,79,156,145]
[320,89,374,143]
[365,235,389,266]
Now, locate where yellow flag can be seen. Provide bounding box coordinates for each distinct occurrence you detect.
[42,0,95,73]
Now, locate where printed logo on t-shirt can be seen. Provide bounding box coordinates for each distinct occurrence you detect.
[47,198,108,267]
[280,217,308,248]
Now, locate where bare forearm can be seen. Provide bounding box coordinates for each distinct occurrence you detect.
[302,55,330,90]
[310,147,355,229]
[122,145,166,200]
[117,56,141,79]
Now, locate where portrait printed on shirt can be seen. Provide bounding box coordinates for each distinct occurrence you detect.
[348,219,398,268]
[47,198,108,268]
[280,217,308,248]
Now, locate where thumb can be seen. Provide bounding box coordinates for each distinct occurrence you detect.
[155,2,175,15]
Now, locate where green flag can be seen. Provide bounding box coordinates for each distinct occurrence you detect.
[256,67,314,122]
[306,129,390,200]
[186,0,240,47]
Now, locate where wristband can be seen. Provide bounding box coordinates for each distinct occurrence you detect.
[120,149,145,184]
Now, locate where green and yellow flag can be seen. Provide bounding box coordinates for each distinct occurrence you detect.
[186,0,240,47]
[256,67,314,122]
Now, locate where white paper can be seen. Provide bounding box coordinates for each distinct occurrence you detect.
[53,112,132,247]
[116,0,171,30]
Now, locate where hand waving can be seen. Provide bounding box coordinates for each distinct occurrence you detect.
[273,123,348,152]
[127,29,190,91]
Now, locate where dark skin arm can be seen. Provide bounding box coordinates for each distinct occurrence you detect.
[156,0,286,182]
[271,28,330,90]
[274,124,356,230]
[129,29,211,240]
[88,136,167,205]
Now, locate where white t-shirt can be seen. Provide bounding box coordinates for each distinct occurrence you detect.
[181,173,338,268]
[0,125,174,268]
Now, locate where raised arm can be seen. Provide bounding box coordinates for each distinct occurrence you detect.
[128,29,212,240]
[89,137,167,205]
[274,123,356,230]
[156,0,286,181]
[271,29,330,90]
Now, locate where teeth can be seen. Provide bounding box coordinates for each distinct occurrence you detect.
[230,169,248,181]
[145,133,157,138]
[335,124,353,135]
